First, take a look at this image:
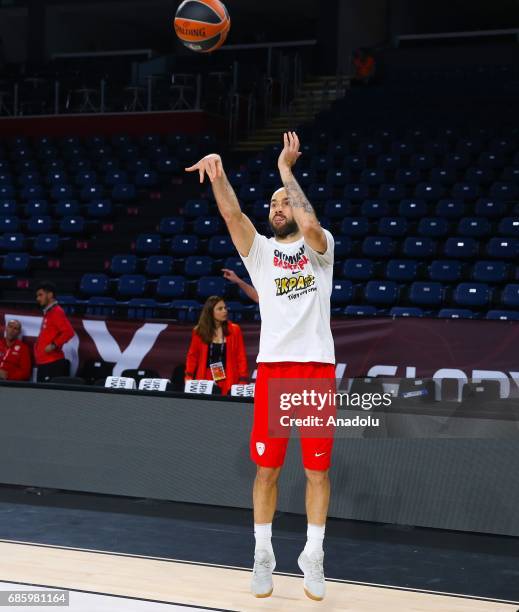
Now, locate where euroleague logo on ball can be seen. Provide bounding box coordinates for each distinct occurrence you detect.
[174,0,231,53]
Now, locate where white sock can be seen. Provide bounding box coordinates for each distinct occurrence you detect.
[254,522,273,555]
[303,523,325,556]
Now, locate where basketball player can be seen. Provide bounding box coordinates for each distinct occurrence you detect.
[186,132,335,601]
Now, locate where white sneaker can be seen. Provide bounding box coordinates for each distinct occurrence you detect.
[251,549,276,598]
[298,550,326,601]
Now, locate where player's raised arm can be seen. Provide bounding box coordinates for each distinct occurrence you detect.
[277,132,327,254]
[185,154,256,257]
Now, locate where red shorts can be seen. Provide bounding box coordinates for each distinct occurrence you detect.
[250,362,335,471]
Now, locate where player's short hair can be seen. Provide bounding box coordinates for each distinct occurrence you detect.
[35,281,57,296]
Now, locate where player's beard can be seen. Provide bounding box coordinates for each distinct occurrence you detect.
[269,217,299,238]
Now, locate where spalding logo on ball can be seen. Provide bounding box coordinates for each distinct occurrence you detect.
[174,0,231,53]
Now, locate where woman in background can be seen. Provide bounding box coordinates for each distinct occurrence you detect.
[185,295,248,395]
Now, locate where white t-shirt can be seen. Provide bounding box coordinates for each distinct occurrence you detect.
[240,228,335,364]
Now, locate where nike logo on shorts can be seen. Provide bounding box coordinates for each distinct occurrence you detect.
[314,452,326,457]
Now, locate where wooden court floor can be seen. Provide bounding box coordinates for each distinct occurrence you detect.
[1,540,518,611]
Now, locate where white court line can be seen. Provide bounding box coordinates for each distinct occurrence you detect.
[0,582,234,612]
[0,538,517,606]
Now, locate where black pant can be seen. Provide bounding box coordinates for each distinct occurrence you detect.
[37,359,70,383]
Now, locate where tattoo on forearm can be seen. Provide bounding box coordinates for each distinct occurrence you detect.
[282,176,315,216]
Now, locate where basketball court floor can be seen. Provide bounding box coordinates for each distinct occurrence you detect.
[1,486,518,611]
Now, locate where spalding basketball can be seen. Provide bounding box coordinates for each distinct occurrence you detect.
[174,0,231,53]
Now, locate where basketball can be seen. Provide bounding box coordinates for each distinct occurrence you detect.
[174,0,231,53]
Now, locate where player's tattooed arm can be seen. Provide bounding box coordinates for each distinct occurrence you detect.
[278,132,328,254]
[185,154,256,257]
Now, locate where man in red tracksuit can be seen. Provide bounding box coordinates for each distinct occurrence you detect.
[0,319,32,381]
[34,281,75,383]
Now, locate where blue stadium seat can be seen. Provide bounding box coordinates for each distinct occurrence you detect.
[20,171,42,186]
[81,184,105,201]
[365,280,398,305]
[51,185,74,200]
[105,170,128,186]
[340,217,369,237]
[331,280,354,305]
[402,237,436,258]
[34,234,59,253]
[294,169,316,187]
[229,170,248,187]
[184,255,213,277]
[252,201,270,218]
[127,299,159,320]
[501,284,519,308]
[80,273,109,296]
[379,184,405,200]
[308,184,332,201]
[197,276,226,298]
[415,183,444,200]
[453,283,491,307]
[444,152,470,169]
[334,237,352,258]
[418,218,449,237]
[341,259,374,281]
[208,236,235,257]
[436,199,465,219]
[451,182,481,200]
[60,216,85,235]
[464,167,494,184]
[498,218,519,237]
[489,182,518,200]
[362,236,395,257]
[156,275,185,299]
[135,170,158,188]
[159,217,185,235]
[475,199,506,218]
[146,256,173,276]
[0,201,16,215]
[377,155,400,170]
[361,199,389,218]
[390,307,424,318]
[136,233,162,254]
[343,155,366,171]
[225,301,245,322]
[55,200,80,217]
[118,274,147,297]
[87,200,113,218]
[501,167,519,182]
[359,140,382,156]
[409,282,444,306]
[111,254,138,275]
[112,184,136,201]
[184,200,209,217]
[443,237,479,259]
[344,305,377,316]
[76,171,97,187]
[438,308,474,319]
[394,168,421,185]
[360,169,386,185]
[0,233,25,251]
[429,168,456,185]
[27,215,53,233]
[429,260,463,282]
[486,310,519,321]
[472,261,508,283]
[344,184,369,201]
[478,152,505,169]
[324,200,352,218]
[171,300,201,323]
[223,257,245,274]
[171,235,199,256]
[3,252,29,272]
[399,199,427,218]
[21,185,44,201]
[0,216,19,232]
[240,185,264,201]
[385,259,419,282]
[391,141,414,155]
[194,216,223,236]
[25,200,49,216]
[326,169,350,187]
[486,238,518,259]
[156,158,180,174]
[457,217,491,237]
[378,217,408,237]
[410,154,435,170]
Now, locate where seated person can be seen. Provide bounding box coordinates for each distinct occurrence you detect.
[0,319,32,381]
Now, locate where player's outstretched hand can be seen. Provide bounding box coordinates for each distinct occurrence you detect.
[278,131,302,172]
[185,154,224,183]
